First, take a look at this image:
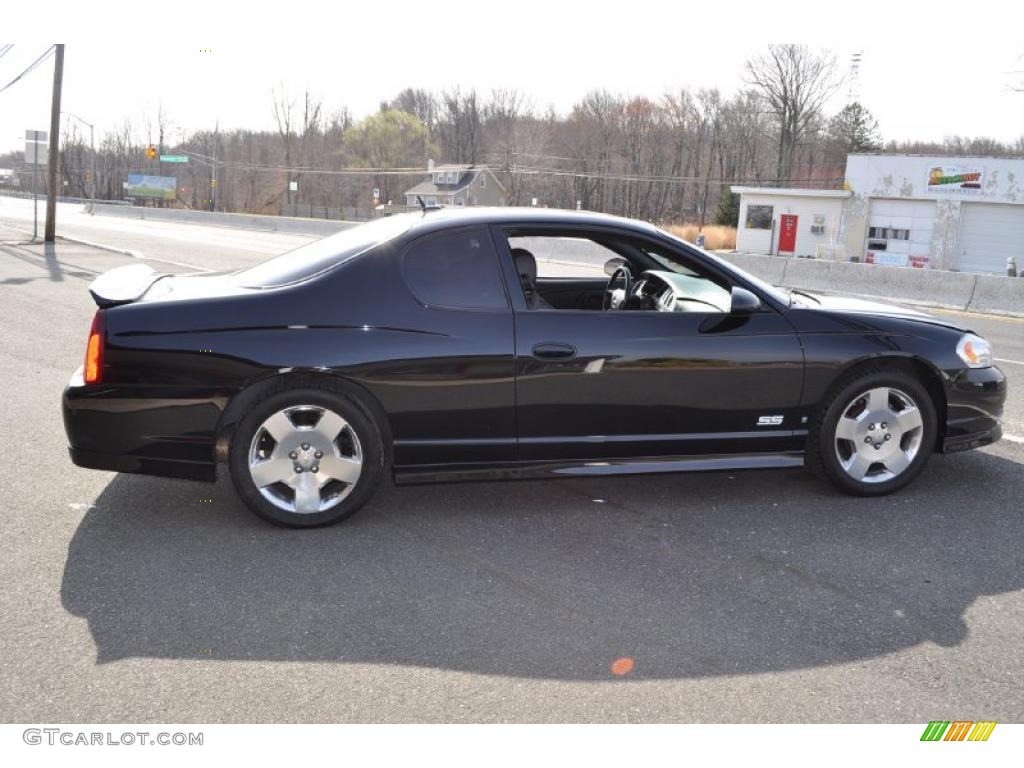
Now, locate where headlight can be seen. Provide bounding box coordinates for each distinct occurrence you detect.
[956,333,993,368]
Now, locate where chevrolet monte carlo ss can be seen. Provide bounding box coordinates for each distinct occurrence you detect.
[63,208,1006,527]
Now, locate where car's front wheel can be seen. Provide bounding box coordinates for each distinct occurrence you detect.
[228,384,385,527]
[807,366,937,496]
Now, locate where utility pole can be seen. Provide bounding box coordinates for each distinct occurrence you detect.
[211,121,219,212]
[44,43,65,243]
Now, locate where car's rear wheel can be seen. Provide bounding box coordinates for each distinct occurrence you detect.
[228,384,384,527]
[807,366,937,496]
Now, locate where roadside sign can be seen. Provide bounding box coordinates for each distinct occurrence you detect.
[289,181,298,192]
[373,187,380,199]
[24,130,48,165]
[125,174,176,200]
[159,155,189,163]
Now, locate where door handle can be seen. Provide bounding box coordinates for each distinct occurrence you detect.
[532,342,577,360]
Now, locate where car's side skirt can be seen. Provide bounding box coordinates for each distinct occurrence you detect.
[393,452,805,485]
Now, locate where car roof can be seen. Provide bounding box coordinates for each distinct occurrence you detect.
[400,206,664,238]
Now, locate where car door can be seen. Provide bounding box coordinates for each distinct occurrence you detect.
[495,226,806,462]
[382,225,517,467]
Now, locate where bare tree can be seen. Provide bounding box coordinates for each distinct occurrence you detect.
[272,84,297,204]
[387,88,438,130]
[744,45,840,184]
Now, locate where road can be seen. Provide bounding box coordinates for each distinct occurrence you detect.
[0,205,1022,723]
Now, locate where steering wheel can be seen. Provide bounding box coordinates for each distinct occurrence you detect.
[603,266,633,310]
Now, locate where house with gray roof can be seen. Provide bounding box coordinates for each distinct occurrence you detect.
[404,163,506,208]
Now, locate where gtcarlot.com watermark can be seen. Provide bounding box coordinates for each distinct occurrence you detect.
[23,728,203,747]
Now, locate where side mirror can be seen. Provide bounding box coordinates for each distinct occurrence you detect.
[730,286,761,315]
[604,257,627,277]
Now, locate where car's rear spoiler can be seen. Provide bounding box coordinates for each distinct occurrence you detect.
[88,264,169,308]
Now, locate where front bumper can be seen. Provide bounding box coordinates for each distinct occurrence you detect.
[940,365,1007,453]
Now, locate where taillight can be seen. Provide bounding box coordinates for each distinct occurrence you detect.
[84,310,105,384]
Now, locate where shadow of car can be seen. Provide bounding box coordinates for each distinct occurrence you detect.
[61,449,1024,680]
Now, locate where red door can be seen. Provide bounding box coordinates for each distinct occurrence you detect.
[778,214,798,254]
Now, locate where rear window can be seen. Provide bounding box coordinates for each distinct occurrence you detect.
[402,227,508,310]
[235,214,416,288]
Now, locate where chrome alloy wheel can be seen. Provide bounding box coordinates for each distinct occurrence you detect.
[833,386,924,484]
[247,405,363,514]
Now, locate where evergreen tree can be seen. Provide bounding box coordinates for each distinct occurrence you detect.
[713,189,740,226]
[828,102,881,154]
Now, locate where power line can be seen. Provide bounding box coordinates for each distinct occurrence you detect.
[0,45,55,96]
[163,153,840,187]
[510,164,841,186]
[0,44,14,61]
[182,152,431,176]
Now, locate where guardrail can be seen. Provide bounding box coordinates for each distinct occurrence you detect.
[721,252,1024,318]
[0,189,130,206]
[87,202,357,237]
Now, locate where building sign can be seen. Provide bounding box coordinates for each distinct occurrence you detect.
[125,174,176,200]
[866,251,929,268]
[926,166,984,194]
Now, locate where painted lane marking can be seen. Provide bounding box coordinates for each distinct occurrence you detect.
[995,357,1024,366]
[1003,434,1024,444]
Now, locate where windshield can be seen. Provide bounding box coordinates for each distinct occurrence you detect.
[656,227,793,307]
[235,214,417,288]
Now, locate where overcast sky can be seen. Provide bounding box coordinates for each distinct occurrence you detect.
[2,1,1023,157]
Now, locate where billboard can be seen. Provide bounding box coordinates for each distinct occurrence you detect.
[125,174,176,200]
[926,166,984,195]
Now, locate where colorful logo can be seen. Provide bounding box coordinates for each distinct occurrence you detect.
[926,166,984,191]
[920,721,997,741]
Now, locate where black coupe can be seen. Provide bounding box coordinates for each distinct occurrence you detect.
[63,208,1006,527]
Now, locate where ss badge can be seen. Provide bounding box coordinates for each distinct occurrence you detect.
[757,415,784,426]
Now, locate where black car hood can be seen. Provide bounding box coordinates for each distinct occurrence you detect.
[800,292,968,332]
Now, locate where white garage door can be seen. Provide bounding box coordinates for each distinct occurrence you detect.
[957,203,1024,274]
[866,199,935,267]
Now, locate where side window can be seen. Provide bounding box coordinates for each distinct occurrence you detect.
[508,236,620,278]
[403,227,508,310]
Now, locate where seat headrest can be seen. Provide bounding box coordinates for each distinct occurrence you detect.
[511,248,537,286]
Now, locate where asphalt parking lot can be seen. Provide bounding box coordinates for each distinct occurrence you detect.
[1,219,1022,722]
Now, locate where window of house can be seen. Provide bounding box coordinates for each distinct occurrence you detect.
[402,227,508,310]
[745,205,774,230]
[480,174,487,189]
[425,196,437,206]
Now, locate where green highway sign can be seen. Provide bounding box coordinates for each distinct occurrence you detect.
[159,155,189,163]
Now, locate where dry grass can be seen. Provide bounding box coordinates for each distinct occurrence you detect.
[666,224,737,251]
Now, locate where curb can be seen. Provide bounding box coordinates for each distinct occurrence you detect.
[57,234,212,273]
[57,233,144,260]
[0,224,211,274]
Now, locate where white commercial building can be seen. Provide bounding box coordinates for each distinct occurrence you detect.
[732,187,850,258]
[733,154,1024,274]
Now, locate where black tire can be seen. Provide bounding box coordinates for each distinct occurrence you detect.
[228,382,385,527]
[806,364,937,496]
